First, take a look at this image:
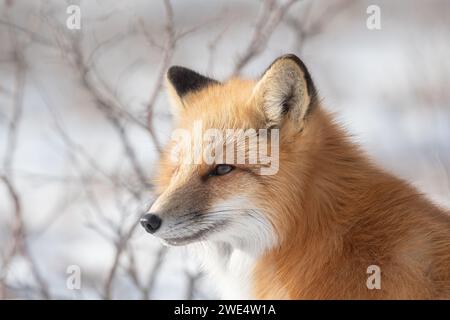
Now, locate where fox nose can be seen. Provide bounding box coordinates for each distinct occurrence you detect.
[140,214,162,234]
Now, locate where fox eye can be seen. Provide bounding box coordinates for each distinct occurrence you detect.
[209,164,234,177]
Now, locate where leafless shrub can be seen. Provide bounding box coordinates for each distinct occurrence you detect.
[0,0,321,299]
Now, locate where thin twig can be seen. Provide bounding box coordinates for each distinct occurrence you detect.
[232,0,299,75]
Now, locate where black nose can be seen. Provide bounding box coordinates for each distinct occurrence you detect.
[140,214,162,234]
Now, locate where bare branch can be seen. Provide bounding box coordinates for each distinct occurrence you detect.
[102,220,141,299]
[145,246,168,299]
[0,19,55,47]
[185,269,203,300]
[286,0,353,52]
[142,0,175,154]
[232,0,299,75]
[0,21,50,299]
[0,175,51,299]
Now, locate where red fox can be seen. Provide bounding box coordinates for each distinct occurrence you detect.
[140,54,450,299]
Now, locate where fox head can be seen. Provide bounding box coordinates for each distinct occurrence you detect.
[141,54,319,254]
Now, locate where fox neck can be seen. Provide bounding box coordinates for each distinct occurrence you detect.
[253,108,393,298]
[281,109,372,241]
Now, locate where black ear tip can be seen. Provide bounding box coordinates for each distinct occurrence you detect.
[274,54,307,75]
[167,66,188,83]
[273,53,317,103]
[283,54,308,71]
[279,53,301,62]
[166,66,219,97]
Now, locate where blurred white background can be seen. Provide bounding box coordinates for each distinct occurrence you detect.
[0,0,449,299]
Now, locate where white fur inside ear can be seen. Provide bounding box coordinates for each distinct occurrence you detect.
[254,61,311,127]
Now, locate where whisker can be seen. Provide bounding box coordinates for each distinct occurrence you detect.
[162,207,265,238]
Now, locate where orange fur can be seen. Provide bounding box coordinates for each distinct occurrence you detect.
[152,56,450,299]
[253,109,450,299]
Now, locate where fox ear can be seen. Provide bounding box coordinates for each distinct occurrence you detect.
[166,66,219,115]
[252,54,317,129]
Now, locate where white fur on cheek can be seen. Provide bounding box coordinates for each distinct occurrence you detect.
[208,197,278,254]
[189,197,278,299]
